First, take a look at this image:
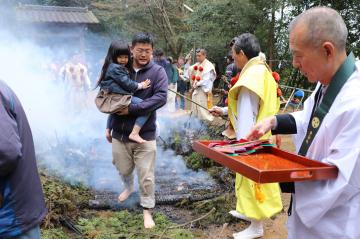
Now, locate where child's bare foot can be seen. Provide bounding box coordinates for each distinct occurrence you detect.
[143,210,155,229]
[129,133,146,144]
[118,189,133,202]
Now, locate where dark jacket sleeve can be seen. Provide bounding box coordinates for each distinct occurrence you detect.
[128,67,168,116]
[0,98,22,177]
[271,114,297,135]
[106,114,113,130]
[110,66,139,93]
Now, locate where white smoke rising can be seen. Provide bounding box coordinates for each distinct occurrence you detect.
[0,27,122,191]
[0,5,217,197]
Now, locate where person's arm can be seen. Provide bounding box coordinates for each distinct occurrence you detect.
[235,87,259,139]
[271,114,297,135]
[209,106,228,116]
[106,114,113,130]
[111,66,139,93]
[0,97,22,177]
[105,115,113,143]
[128,67,168,116]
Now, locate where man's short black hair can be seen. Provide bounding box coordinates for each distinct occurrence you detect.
[132,32,154,48]
[195,48,206,56]
[232,33,260,59]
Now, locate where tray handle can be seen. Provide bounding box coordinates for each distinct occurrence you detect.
[290,170,313,179]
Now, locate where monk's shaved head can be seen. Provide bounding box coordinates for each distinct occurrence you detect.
[289,6,348,50]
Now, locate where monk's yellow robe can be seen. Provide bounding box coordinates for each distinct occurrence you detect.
[228,56,283,220]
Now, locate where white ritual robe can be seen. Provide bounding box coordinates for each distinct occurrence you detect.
[195,70,215,93]
[288,61,360,239]
[234,87,259,139]
[221,88,259,138]
[192,70,216,121]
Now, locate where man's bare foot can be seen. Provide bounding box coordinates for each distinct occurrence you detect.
[118,189,133,202]
[143,210,155,229]
[129,133,146,144]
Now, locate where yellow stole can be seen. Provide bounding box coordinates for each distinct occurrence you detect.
[228,56,280,138]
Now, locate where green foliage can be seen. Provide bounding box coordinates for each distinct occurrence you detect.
[33,0,91,6]
[41,174,92,228]
[122,0,189,57]
[77,210,194,239]
[185,193,241,226]
[184,0,273,69]
[184,152,214,170]
[90,0,128,37]
[41,228,71,239]
[12,0,360,92]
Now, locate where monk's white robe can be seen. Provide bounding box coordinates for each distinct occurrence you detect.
[192,70,216,121]
[234,87,259,139]
[221,87,259,138]
[288,61,360,239]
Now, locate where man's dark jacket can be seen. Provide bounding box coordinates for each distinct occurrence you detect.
[107,60,168,141]
[0,80,47,238]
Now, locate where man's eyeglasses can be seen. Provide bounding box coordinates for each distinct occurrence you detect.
[134,49,153,55]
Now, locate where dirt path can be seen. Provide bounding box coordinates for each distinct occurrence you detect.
[201,135,295,239]
[165,96,296,239]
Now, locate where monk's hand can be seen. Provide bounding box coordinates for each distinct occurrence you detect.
[117,107,129,115]
[246,116,276,140]
[269,135,282,148]
[209,106,223,117]
[275,135,282,148]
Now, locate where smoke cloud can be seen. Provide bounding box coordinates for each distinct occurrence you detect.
[0,4,217,198]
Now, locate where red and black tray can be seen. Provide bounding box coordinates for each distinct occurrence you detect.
[192,140,338,183]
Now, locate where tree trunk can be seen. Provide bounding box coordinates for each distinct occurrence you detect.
[267,0,276,69]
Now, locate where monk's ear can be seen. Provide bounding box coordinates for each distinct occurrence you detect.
[322,41,335,59]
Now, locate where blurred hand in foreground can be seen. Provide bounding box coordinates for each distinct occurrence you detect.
[246,116,277,141]
[209,106,224,117]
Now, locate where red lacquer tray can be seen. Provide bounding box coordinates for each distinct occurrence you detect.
[193,140,338,183]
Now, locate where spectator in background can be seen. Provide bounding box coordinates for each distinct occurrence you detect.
[176,56,188,110]
[153,49,177,112]
[225,54,240,80]
[167,56,178,112]
[59,54,91,111]
[184,53,192,91]
[213,62,221,89]
[189,48,216,121]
